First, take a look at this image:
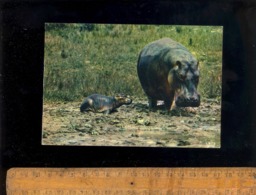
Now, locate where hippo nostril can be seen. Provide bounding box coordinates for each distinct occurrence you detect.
[190,98,196,102]
[177,96,184,103]
[189,96,199,102]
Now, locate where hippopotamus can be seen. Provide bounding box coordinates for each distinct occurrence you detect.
[80,94,132,114]
[137,38,200,111]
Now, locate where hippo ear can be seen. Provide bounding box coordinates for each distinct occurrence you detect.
[176,61,182,69]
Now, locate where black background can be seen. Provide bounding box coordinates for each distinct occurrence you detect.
[1,0,256,193]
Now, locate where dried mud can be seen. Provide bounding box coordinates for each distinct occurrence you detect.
[42,99,221,148]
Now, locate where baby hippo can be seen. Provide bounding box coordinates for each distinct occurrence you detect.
[80,94,132,114]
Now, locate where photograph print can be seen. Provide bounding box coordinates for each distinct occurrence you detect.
[42,23,223,148]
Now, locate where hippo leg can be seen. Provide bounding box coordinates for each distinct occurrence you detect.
[103,108,117,114]
[164,91,175,111]
[170,100,177,110]
[148,97,157,110]
[103,109,111,114]
[164,98,172,112]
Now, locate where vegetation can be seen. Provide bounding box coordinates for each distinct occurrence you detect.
[44,23,223,102]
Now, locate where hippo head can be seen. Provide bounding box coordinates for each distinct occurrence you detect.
[114,94,133,105]
[173,60,200,107]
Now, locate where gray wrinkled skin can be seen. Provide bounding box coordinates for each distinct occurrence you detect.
[137,38,200,110]
[80,94,132,114]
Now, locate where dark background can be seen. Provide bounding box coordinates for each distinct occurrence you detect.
[1,0,256,193]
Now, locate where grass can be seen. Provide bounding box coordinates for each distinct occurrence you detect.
[44,23,223,102]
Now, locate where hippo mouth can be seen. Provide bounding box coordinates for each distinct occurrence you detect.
[175,97,200,107]
[174,92,200,107]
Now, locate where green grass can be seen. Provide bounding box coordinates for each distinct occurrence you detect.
[44,23,223,102]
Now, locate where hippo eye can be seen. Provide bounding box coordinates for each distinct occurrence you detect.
[178,73,186,81]
[176,61,182,69]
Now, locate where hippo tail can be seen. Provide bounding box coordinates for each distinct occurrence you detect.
[80,99,90,112]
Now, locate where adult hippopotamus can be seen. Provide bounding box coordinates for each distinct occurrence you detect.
[137,38,200,111]
[80,94,132,114]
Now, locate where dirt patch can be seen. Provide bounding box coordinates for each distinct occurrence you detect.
[42,99,221,148]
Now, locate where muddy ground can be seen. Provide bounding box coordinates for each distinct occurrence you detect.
[42,99,221,148]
